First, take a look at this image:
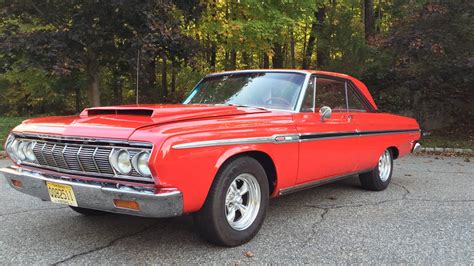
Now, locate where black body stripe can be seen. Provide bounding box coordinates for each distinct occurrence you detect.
[300,129,419,140]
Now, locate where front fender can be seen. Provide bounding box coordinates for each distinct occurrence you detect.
[154,138,298,213]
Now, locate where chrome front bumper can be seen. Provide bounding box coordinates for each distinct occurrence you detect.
[0,166,183,218]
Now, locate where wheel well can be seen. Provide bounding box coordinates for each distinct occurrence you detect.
[223,151,277,195]
[388,146,399,159]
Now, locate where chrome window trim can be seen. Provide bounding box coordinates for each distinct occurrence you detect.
[294,73,312,112]
[171,129,420,150]
[183,70,312,113]
[204,69,310,77]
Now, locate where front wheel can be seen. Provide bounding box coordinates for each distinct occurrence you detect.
[194,157,269,246]
[359,149,393,191]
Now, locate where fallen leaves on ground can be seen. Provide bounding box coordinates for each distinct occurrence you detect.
[244,251,254,258]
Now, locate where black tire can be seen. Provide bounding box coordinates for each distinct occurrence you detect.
[69,206,109,216]
[194,156,269,247]
[359,149,393,191]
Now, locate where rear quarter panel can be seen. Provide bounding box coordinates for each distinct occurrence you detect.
[352,112,421,170]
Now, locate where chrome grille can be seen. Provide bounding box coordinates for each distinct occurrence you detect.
[19,136,153,183]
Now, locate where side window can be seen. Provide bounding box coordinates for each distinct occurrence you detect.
[315,78,347,112]
[347,86,368,112]
[301,76,315,112]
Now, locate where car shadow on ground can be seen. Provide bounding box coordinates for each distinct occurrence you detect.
[60,175,365,248]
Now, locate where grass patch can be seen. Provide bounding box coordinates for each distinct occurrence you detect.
[421,133,473,150]
[0,117,28,151]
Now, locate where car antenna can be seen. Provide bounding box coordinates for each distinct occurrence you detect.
[136,48,140,105]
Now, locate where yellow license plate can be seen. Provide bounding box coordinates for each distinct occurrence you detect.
[46,182,78,207]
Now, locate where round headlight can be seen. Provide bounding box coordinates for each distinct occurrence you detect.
[114,150,132,174]
[16,141,27,161]
[133,152,151,176]
[7,138,19,160]
[24,142,36,162]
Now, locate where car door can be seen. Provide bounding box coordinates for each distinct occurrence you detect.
[344,82,381,171]
[293,75,359,185]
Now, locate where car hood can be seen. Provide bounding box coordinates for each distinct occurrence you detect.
[12,104,269,140]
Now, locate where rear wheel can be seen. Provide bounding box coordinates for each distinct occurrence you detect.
[69,206,109,216]
[359,149,393,191]
[194,157,269,247]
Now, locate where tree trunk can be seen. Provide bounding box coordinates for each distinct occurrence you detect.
[375,0,382,33]
[85,51,100,107]
[302,21,308,61]
[230,49,237,70]
[315,7,326,67]
[302,14,318,69]
[272,43,284,68]
[303,7,325,69]
[171,59,176,93]
[75,85,81,113]
[210,44,217,71]
[224,50,230,70]
[262,53,269,68]
[161,53,167,100]
[112,74,123,105]
[242,51,252,68]
[290,27,296,69]
[142,57,156,103]
[363,0,375,40]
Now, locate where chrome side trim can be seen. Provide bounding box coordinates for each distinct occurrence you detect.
[173,137,273,150]
[172,134,299,150]
[171,129,420,150]
[278,168,373,196]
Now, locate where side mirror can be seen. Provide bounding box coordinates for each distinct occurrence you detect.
[319,106,332,122]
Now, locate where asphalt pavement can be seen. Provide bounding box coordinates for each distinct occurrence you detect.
[0,155,472,264]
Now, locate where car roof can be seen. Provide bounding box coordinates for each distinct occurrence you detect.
[205,69,378,111]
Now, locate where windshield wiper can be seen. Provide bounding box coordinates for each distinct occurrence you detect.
[223,103,269,111]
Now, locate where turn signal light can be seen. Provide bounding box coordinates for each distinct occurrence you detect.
[11,179,23,188]
[113,199,140,211]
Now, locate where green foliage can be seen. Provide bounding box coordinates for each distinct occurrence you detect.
[0,116,28,150]
[369,1,474,130]
[0,61,79,115]
[0,0,471,137]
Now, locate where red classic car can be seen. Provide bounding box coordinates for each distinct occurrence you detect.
[1,70,421,246]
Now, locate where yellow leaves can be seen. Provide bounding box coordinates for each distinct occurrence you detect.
[244,251,254,257]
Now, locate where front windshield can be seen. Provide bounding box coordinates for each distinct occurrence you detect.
[184,72,306,110]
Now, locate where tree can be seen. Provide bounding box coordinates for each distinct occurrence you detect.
[363,0,375,40]
[0,0,201,106]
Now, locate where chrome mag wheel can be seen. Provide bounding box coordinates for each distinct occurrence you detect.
[225,173,261,231]
[378,150,392,182]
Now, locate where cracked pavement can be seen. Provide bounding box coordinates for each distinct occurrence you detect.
[0,155,472,264]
